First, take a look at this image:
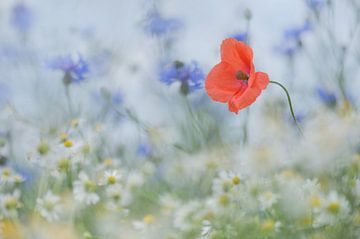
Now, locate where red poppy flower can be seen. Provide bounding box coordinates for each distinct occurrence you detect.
[205,38,269,113]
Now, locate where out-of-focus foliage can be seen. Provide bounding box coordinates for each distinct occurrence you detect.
[0,0,360,238]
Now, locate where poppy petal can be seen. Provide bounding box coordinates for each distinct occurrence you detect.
[228,86,262,113]
[205,62,246,103]
[251,72,270,89]
[220,38,253,74]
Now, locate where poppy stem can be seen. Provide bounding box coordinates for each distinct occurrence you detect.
[269,80,303,135]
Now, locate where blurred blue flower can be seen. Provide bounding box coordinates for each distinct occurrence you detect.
[316,87,337,107]
[229,32,248,42]
[137,143,152,157]
[96,88,123,108]
[275,40,299,57]
[284,19,312,40]
[0,46,20,61]
[0,83,10,106]
[286,111,306,125]
[295,112,306,124]
[306,0,327,10]
[111,91,123,105]
[143,8,182,36]
[275,19,312,57]
[47,54,89,83]
[11,3,33,33]
[160,61,204,95]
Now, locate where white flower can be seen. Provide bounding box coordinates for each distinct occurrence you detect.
[36,191,62,221]
[174,201,200,231]
[105,184,132,209]
[132,214,155,232]
[160,194,180,215]
[0,167,24,185]
[0,190,21,218]
[101,170,122,186]
[258,191,278,210]
[96,158,122,172]
[301,179,321,195]
[141,161,155,176]
[212,171,233,195]
[199,220,212,238]
[314,191,350,227]
[260,219,281,233]
[126,171,144,189]
[73,172,99,205]
[50,157,72,179]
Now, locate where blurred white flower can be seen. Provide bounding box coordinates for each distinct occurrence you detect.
[174,201,200,231]
[0,190,21,218]
[73,171,99,205]
[258,191,278,210]
[160,194,180,215]
[260,219,281,233]
[212,171,233,195]
[101,170,122,186]
[314,191,350,227]
[105,184,132,209]
[36,191,62,221]
[0,167,24,186]
[126,171,145,189]
[132,214,155,232]
[199,220,212,239]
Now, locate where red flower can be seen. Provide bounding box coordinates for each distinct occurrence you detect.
[205,38,269,113]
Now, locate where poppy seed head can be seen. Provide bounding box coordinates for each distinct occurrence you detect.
[236,70,249,81]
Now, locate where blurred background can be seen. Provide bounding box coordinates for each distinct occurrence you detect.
[0,0,360,238]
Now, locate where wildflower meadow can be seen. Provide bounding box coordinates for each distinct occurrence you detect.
[0,0,360,238]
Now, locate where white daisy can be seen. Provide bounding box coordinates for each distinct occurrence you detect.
[314,191,350,227]
[126,171,145,190]
[0,190,21,218]
[105,184,132,210]
[0,167,24,186]
[212,171,233,195]
[132,214,155,231]
[258,191,278,210]
[73,172,99,205]
[101,170,122,186]
[36,191,62,221]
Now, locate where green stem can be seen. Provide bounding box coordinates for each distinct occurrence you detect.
[269,80,303,135]
[64,84,74,116]
[242,108,249,145]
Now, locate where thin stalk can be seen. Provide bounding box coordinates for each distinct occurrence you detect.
[242,108,249,145]
[269,80,303,135]
[64,84,74,116]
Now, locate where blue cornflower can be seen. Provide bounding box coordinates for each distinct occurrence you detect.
[160,61,204,95]
[11,3,33,33]
[143,8,181,36]
[275,40,299,57]
[137,143,152,157]
[306,0,327,10]
[47,54,89,84]
[229,32,248,42]
[275,19,312,57]
[111,91,123,105]
[284,19,312,40]
[96,88,123,107]
[316,87,337,107]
